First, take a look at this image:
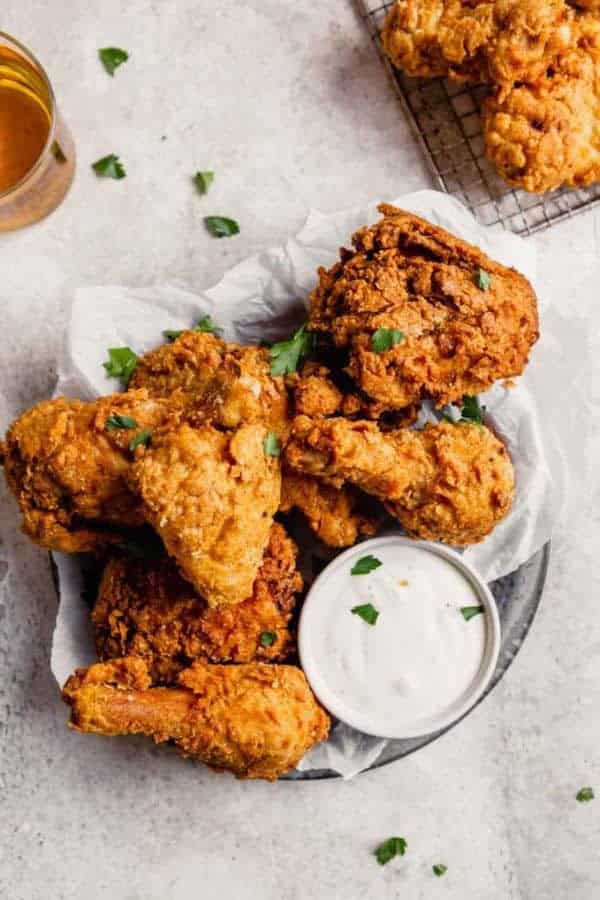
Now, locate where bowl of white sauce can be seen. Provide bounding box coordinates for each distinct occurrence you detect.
[298,535,500,739]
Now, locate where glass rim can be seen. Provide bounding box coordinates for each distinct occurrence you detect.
[0,30,57,202]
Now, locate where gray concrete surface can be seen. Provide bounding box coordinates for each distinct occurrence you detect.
[1,2,600,898]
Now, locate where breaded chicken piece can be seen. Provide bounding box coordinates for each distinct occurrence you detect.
[309,206,539,412]
[285,416,514,546]
[287,362,344,418]
[381,0,575,85]
[483,16,600,193]
[62,657,330,781]
[129,331,290,440]
[280,471,381,547]
[126,422,281,607]
[93,524,302,682]
[0,391,172,552]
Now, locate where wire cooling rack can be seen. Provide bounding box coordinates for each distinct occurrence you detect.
[358,0,600,235]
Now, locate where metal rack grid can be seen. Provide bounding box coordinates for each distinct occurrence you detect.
[358,0,600,235]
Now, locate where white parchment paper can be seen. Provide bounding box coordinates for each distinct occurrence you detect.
[42,190,564,777]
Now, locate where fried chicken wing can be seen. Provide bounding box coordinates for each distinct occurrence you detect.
[129,331,290,440]
[93,523,302,681]
[482,15,600,193]
[381,0,575,85]
[62,657,330,780]
[126,422,281,606]
[285,416,514,546]
[0,391,172,552]
[308,206,539,412]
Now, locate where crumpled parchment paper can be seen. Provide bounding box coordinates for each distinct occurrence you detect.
[41,190,564,778]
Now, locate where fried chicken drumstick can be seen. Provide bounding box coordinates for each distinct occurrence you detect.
[285,416,514,546]
[93,524,302,682]
[62,657,330,781]
[308,206,539,413]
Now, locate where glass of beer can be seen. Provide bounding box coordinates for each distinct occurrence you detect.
[0,32,75,231]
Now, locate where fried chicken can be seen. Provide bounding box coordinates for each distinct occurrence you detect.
[280,471,381,547]
[381,0,575,85]
[308,206,539,412]
[0,391,173,552]
[129,330,290,440]
[62,657,330,780]
[126,422,281,607]
[482,15,600,193]
[285,416,514,546]
[93,523,301,681]
[287,362,344,418]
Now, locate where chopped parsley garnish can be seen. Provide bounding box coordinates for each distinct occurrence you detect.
[371,328,405,354]
[475,268,491,291]
[263,432,280,457]
[576,787,594,803]
[163,315,220,342]
[195,171,214,194]
[204,216,239,238]
[374,837,407,866]
[269,324,313,376]
[129,429,152,452]
[103,347,138,385]
[98,47,129,76]
[461,395,485,426]
[92,154,126,179]
[461,605,484,621]
[351,555,382,576]
[433,864,448,877]
[51,141,67,163]
[259,631,277,647]
[105,414,138,431]
[351,603,379,626]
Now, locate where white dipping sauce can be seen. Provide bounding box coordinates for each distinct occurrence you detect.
[299,540,496,738]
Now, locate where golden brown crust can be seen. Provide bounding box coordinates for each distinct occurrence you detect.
[62,657,331,781]
[93,524,302,681]
[308,206,539,411]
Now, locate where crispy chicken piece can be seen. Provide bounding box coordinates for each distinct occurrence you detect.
[129,331,290,440]
[62,657,330,781]
[482,16,600,193]
[126,422,281,607]
[381,0,575,85]
[308,206,539,412]
[280,471,382,547]
[287,362,344,418]
[285,416,514,546]
[93,524,302,681]
[0,391,173,552]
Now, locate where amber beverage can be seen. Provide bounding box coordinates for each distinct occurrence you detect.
[0,33,75,231]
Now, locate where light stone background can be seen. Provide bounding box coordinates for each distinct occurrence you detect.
[1,2,600,899]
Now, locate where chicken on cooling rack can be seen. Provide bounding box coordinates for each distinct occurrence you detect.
[62,657,330,781]
[308,205,538,413]
[92,523,302,682]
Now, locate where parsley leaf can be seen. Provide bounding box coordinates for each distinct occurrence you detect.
[263,432,280,457]
[103,347,138,385]
[195,171,214,194]
[461,605,484,621]
[461,395,484,425]
[129,429,152,452]
[351,555,382,576]
[475,268,491,291]
[98,47,129,76]
[576,787,594,802]
[204,216,239,238]
[163,315,221,342]
[92,154,126,179]
[351,603,379,626]
[433,864,448,877]
[269,325,313,376]
[105,414,138,431]
[371,328,405,354]
[259,631,277,647]
[375,837,407,865]
[51,141,67,163]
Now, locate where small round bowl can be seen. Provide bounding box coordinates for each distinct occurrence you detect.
[298,535,501,740]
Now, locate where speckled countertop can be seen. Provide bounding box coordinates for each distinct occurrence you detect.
[1,2,600,898]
